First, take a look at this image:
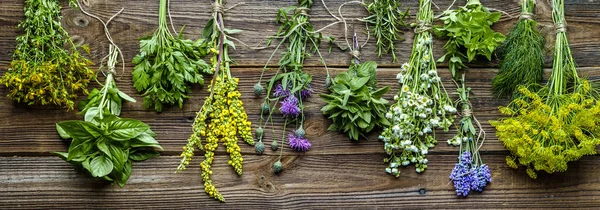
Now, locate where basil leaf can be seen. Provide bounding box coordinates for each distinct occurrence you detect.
[107,118,150,141]
[97,140,111,158]
[129,149,160,161]
[57,121,100,141]
[56,124,71,139]
[84,107,99,122]
[90,155,113,177]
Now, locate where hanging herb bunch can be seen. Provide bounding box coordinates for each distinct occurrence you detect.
[434,0,505,77]
[176,0,254,202]
[378,0,456,177]
[491,0,600,179]
[255,0,330,173]
[321,33,391,141]
[55,6,162,187]
[448,75,491,197]
[132,0,212,112]
[492,0,545,98]
[1,0,94,110]
[362,0,409,61]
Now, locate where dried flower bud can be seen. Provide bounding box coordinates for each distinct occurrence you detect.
[253,83,264,96]
[273,160,283,173]
[261,102,270,113]
[255,141,265,155]
[325,76,332,89]
[255,127,264,139]
[271,140,279,151]
[295,127,305,137]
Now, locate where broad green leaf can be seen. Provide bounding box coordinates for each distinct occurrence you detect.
[56,124,71,139]
[90,155,113,177]
[129,149,160,161]
[107,118,150,141]
[84,107,99,122]
[117,90,137,103]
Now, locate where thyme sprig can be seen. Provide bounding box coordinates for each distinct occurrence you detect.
[492,0,545,98]
[1,0,95,110]
[132,0,212,112]
[491,0,600,179]
[379,0,455,177]
[176,0,254,202]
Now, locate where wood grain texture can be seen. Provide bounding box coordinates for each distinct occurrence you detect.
[0,0,599,208]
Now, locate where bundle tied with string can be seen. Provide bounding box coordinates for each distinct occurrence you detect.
[254,0,336,173]
[55,3,162,188]
[320,26,391,141]
[491,0,600,179]
[492,0,545,98]
[379,0,456,177]
[448,75,491,197]
[176,0,254,202]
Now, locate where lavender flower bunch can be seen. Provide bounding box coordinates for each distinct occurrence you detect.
[379,0,455,177]
[448,78,491,196]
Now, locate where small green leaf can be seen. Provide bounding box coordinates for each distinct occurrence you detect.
[117,90,137,103]
[56,124,71,139]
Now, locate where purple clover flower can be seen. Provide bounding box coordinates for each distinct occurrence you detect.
[273,83,291,98]
[300,84,313,99]
[288,133,311,152]
[279,95,301,117]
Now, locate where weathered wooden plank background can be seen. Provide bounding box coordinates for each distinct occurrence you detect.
[1,0,600,208]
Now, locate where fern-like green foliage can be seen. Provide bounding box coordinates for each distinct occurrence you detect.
[492,0,544,98]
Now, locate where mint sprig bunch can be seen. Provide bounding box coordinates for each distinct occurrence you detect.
[435,0,505,77]
[132,0,212,112]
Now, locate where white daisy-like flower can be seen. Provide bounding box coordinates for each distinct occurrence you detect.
[385,112,393,119]
[401,85,410,93]
[401,63,410,70]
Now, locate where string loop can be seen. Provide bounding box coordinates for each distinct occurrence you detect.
[519,12,533,20]
[555,23,567,33]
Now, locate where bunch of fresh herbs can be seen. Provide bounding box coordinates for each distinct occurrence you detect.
[435,0,505,77]
[176,0,254,202]
[321,34,390,141]
[255,0,328,173]
[132,0,212,112]
[1,0,95,110]
[448,76,491,197]
[378,0,455,177]
[55,10,162,186]
[362,0,409,62]
[492,0,545,98]
[491,0,600,179]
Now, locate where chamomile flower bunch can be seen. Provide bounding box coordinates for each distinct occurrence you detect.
[379,0,455,177]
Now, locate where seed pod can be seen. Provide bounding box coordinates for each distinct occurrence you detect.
[255,141,265,155]
[271,140,279,151]
[273,160,283,173]
[253,83,264,96]
[261,102,270,113]
[295,127,305,137]
[255,127,264,139]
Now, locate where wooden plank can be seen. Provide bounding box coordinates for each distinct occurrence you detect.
[0,67,599,155]
[0,0,599,68]
[1,155,600,209]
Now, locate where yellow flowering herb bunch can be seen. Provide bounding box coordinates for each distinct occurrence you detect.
[1,0,94,110]
[491,0,600,179]
[176,0,254,202]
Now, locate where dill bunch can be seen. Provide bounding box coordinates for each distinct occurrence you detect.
[491,0,600,179]
[492,0,545,98]
[362,0,409,62]
[379,0,455,177]
[1,0,95,110]
[176,0,254,202]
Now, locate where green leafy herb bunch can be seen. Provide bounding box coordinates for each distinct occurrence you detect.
[321,33,391,141]
[255,0,328,173]
[491,0,600,179]
[176,0,254,202]
[378,0,456,177]
[132,0,212,112]
[55,7,162,187]
[1,0,94,110]
[492,0,545,98]
[435,0,506,77]
[362,0,409,61]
